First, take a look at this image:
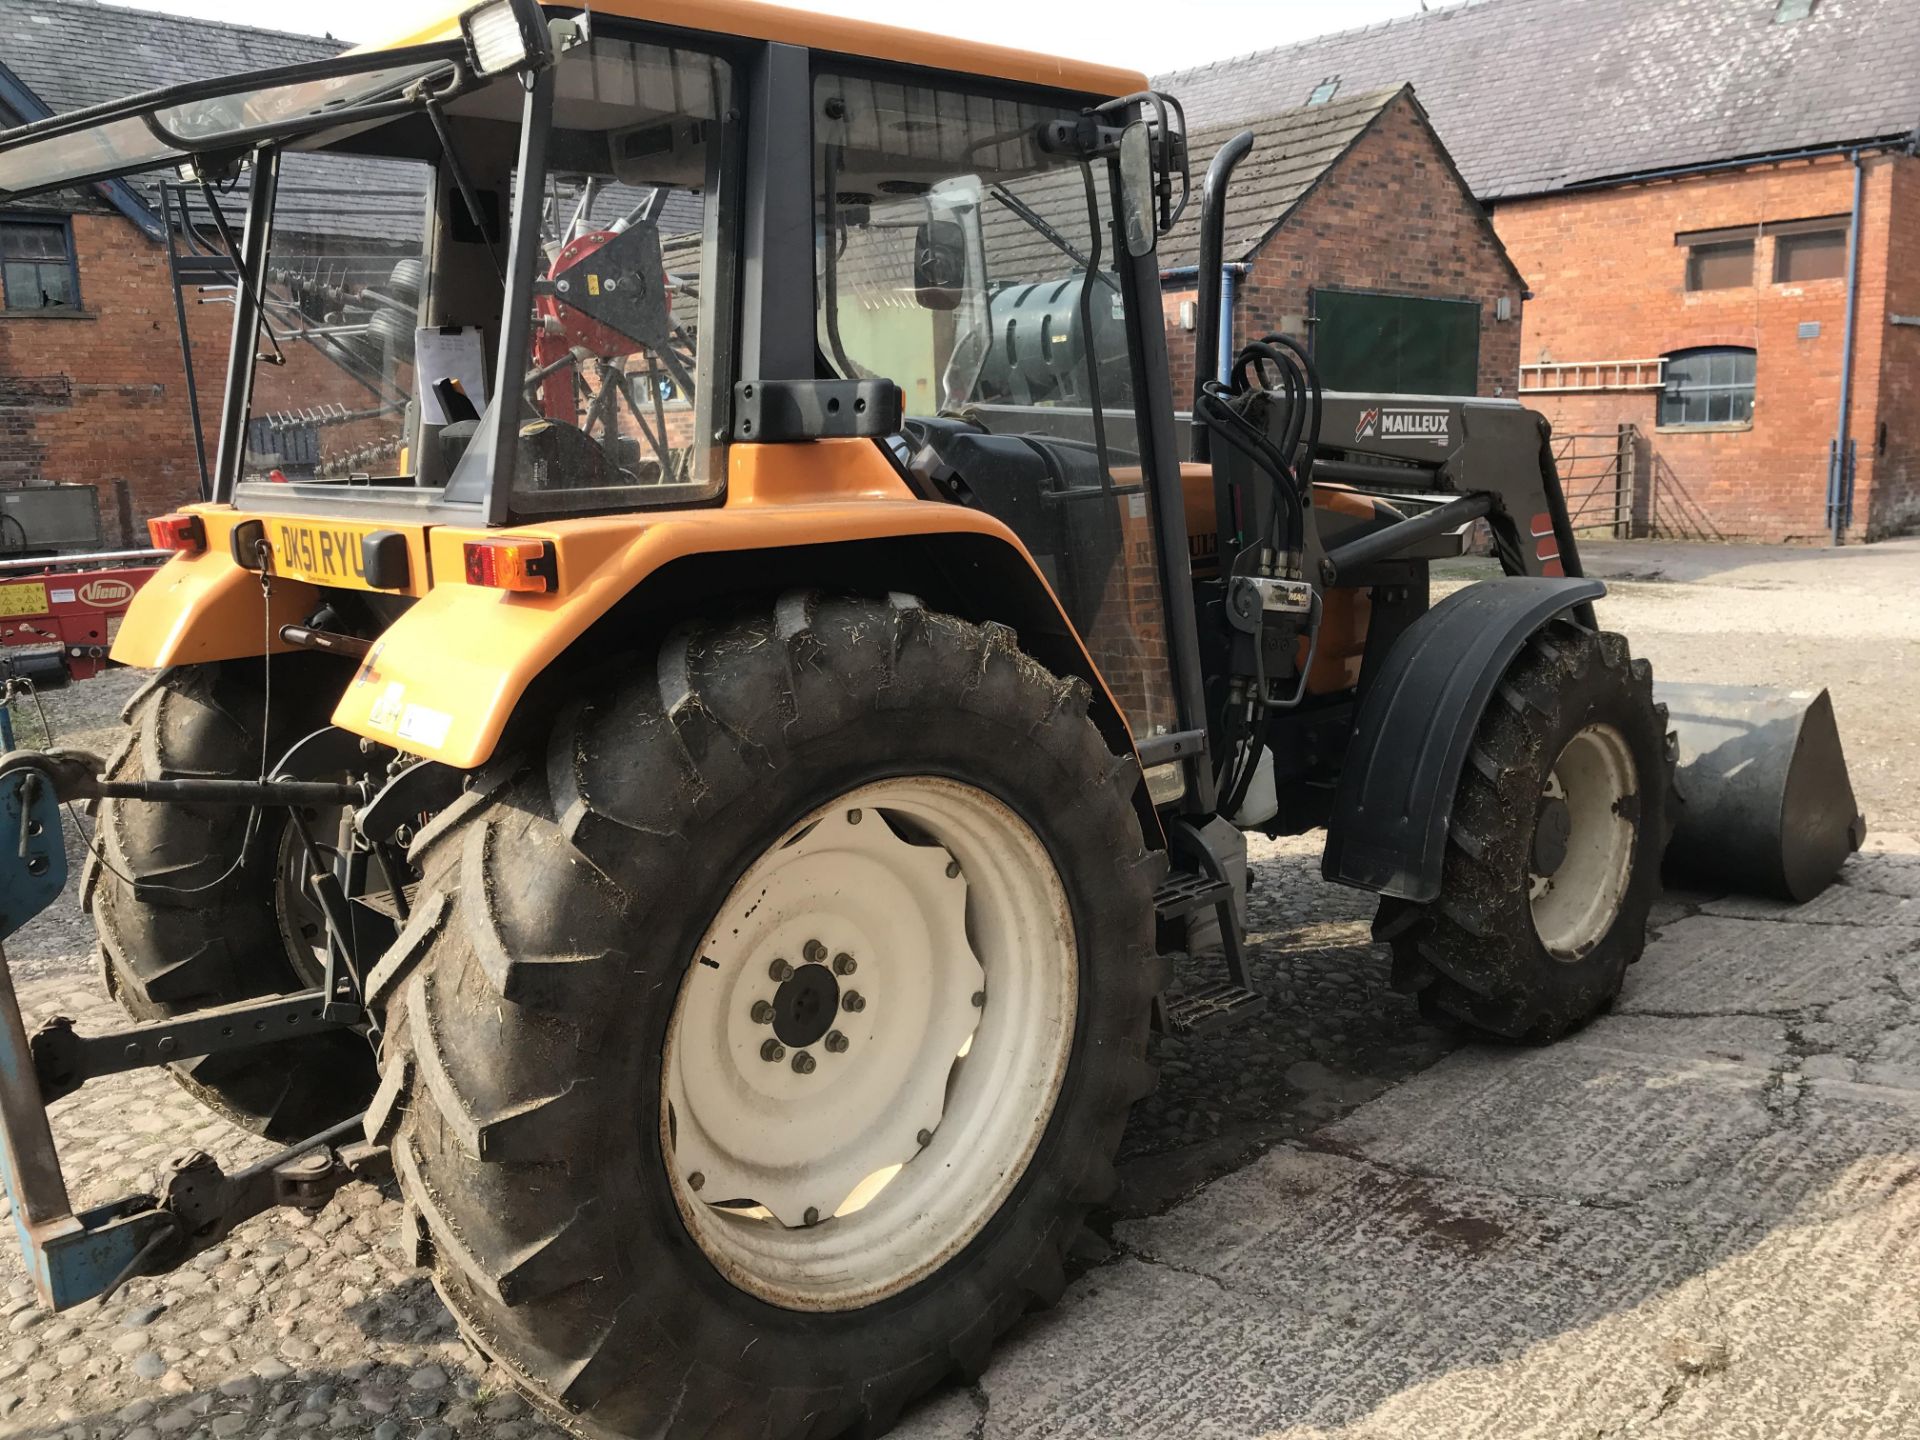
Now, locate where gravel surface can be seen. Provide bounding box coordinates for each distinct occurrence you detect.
[0,537,1912,1438]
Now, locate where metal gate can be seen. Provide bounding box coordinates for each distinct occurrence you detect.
[1553,424,1637,537]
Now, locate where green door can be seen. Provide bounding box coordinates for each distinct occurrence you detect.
[1311,289,1481,395]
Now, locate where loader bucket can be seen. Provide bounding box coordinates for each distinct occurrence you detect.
[1655,683,1866,903]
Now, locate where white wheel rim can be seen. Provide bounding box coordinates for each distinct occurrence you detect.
[1529,723,1638,959]
[661,776,1077,1311]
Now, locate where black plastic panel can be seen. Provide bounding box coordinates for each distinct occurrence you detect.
[732,378,903,442]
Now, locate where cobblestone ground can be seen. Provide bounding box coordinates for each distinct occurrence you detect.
[0,538,1912,1438]
[0,668,1447,1440]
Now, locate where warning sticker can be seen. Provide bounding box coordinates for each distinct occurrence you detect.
[397,703,453,749]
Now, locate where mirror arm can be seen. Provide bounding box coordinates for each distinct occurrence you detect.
[1091,89,1190,234]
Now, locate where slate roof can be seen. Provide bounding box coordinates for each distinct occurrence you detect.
[1157,86,1403,270]
[1158,0,1920,201]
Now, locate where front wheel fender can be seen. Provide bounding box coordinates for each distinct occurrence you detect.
[1320,575,1606,902]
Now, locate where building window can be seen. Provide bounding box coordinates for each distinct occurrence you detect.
[0,218,79,311]
[1683,235,1755,292]
[1660,347,1755,428]
[1306,77,1339,105]
[1772,222,1848,283]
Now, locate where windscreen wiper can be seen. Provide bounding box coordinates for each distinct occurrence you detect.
[988,183,1119,293]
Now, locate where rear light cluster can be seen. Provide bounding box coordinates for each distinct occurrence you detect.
[463,537,558,594]
[147,513,206,555]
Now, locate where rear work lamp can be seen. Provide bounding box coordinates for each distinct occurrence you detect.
[464,537,557,594]
[459,0,553,76]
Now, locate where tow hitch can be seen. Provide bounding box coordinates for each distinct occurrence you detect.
[0,744,432,1310]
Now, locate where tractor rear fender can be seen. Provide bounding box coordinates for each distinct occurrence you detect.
[312,442,1151,824]
[1321,575,1607,902]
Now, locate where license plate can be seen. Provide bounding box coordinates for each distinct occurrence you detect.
[268,521,390,591]
[0,584,48,618]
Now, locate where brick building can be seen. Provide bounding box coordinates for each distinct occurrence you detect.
[0,0,342,547]
[1160,86,1527,411]
[1163,0,1920,542]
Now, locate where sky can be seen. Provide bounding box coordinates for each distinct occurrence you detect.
[98,0,1430,73]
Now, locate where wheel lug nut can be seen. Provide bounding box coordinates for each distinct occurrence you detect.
[916,1128,933,1147]
[803,1206,821,1226]
[769,958,794,982]
[833,952,856,975]
[842,991,866,1013]
[825,1031,849,1053]
[847,808,863,824]
[761,1038,786,1063]
[792,1051,817,1074]
[971,990,986,1008]
[688,1171,705,1191]
[804,939,826,963]
[946,860,961,878]
[750,1000,775,1024]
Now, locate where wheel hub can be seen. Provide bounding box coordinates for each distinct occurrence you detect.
[1529,724,1639,960]
[1532,794,1572,877]
[771,963,840,1049]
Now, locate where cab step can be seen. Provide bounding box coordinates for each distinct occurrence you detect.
[1153,871,1234,921]
[1157,981,1267,1036]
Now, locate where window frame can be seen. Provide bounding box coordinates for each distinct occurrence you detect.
[1770,218,1849,284]
[1658,346,1756,432]
[0,212,82,314]
[1681,235,1755,293]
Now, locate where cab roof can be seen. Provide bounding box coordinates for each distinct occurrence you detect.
[363,0,1149,100]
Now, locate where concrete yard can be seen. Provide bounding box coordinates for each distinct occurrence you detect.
[1,538,1916,1439]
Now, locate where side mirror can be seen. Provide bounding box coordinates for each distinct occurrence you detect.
[1118,121,1156,259]
[913,217,968,310]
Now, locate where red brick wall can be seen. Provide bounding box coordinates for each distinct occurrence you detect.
[0,212,224,544]
[1870,159,1920,537]
[1164,94,1525,406]
[1493,152,1916,542]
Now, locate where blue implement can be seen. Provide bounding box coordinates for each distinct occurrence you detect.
[0,767,174,1309]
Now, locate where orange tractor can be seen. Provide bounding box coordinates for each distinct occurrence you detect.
[0,2,1860,1436]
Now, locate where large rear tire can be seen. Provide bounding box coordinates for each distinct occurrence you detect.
[368,593,1162,1439]
[86,658,378,1140]
[1376,618,1676,1042]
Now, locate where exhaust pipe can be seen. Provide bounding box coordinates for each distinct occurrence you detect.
[1190,129,1255,464]
[1656,683,1866,903]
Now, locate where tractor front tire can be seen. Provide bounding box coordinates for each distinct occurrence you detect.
[368,593,1162,1440]
[87,659,377,1139]
[1376,618,1676,1042]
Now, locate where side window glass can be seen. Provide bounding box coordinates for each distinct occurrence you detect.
[814,72,1176,741]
